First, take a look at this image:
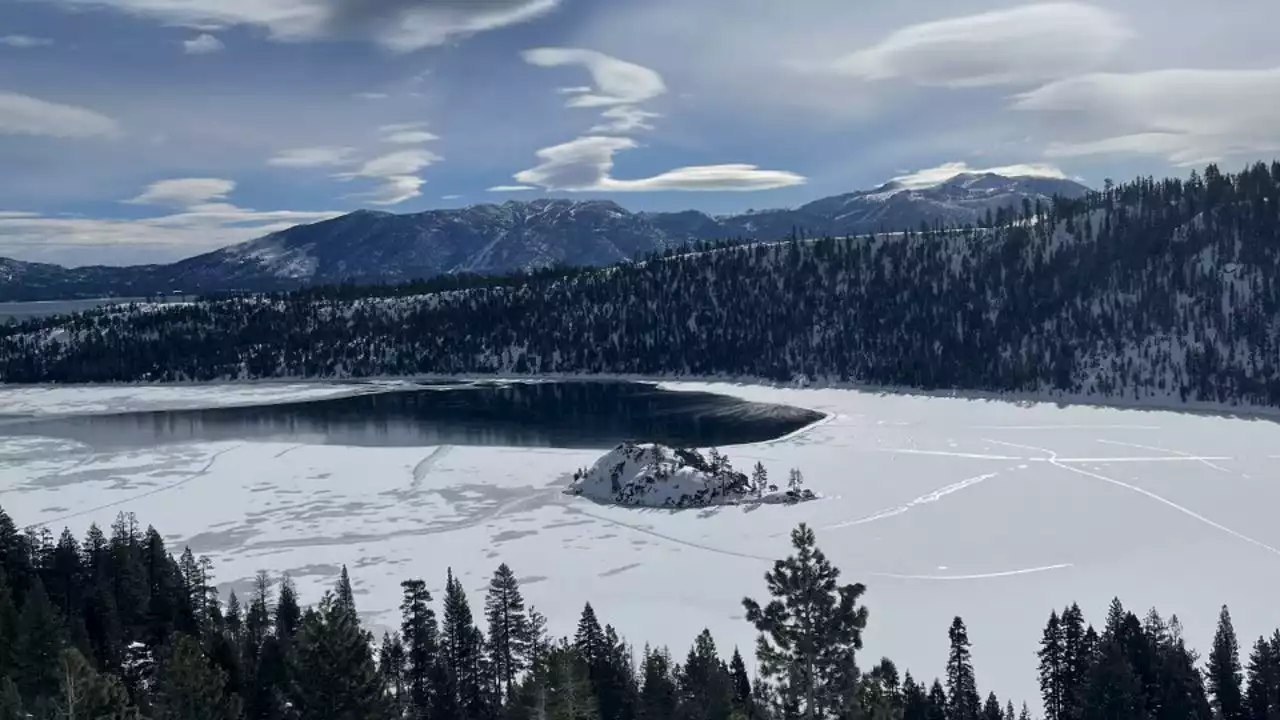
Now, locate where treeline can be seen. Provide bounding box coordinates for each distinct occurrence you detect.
[4,161,1280,406]
[3,504,1278,720]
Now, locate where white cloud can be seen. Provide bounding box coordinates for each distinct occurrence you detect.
[523,47,666,136]
[355,92,389,100]
[440,194,462,200]
[379,122,431,133]
[268,146,357,168]
[183,33,225,54]
[382,130,439,144]
[335,148,440,205]
[590,106,660,134]
[522,47,666,108]
[0,182,341,265]
[832,3,1130,88]
[487,185,537,192]
[887,161,1071,190]
[0,35,53,48]
[1014,68,1280,166]
[126,178,236,207]
[511,136,805,192]
[50,0,561,52]
[0,92,121,138]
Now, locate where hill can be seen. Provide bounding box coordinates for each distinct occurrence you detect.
[6,161,1275,410]
[0,173,1088,301]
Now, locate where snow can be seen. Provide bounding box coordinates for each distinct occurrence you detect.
[567,441,816,508]
[0,381,395,418]
[2,381,1279,713]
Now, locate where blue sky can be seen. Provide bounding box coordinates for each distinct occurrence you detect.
[2,0,1279,266]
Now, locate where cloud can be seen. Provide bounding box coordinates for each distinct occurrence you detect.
[0,92,121,138]
[523,47,666,136]
[50,0,562,51]
[382,130,439,144]
[0,35,53,48]
[832,3,1130,88]
[183,33,224,54]
[511,136,805,192]
[487,185,537,192]
[336,148,440,205]
[1014,67,1280,166]
[0,182,341,266]
[522,47,666,108]
[886,161,1072,190]
[126,178,236,207]
[355,92,389,100]
[590,106,660,134]
[267,146,358,168]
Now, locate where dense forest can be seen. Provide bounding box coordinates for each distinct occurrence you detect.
[3,161,1280,408]
[1,504,1276,720]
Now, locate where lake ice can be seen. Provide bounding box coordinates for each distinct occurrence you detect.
[1,380,1277,710]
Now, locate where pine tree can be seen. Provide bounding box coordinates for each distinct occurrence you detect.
[979,693,1002,720]
[575,603,606,668]
[638,647,678,720]
[902,674,928,720]
[544,643,600,720]
[751,463,768,498]
[0,678,22,720]
[925,680,948,720]
[679,629,734,720]
[336,566,357,621]
[441,569,488,720]
[226,591,243,642]
[729,647,753,715]
[947,617,981,720]
[0,570,17,680]
[1059,604,1091,720]
[1209,606,1246,720]
[379,632,407,717]
[153,634,240,720]
[245,570,274,655]
[1246,637,1276,720]
[275,575,301,642]
[400,579,438,716]
[292,591,384,720]
[15,579,64,704]
[742,523,868,720]
[53,647,136,720]
[1039,610,1065,720]
[486,563,530,701]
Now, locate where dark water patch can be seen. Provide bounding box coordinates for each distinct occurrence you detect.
[1,380,822,451]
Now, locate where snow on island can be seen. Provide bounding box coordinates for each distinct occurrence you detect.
[566,441,818,509]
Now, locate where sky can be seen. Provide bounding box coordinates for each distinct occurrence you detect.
[1,0,1279,266]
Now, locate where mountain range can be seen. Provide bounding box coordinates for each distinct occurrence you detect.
[0,172,1090,302]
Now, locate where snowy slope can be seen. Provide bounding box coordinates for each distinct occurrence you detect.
[5,380,1270,714]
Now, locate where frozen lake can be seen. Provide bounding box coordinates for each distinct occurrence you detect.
[2,380,1278,710]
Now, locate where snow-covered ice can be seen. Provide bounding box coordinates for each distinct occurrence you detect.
[0,381,393,418]
[2,380,1279,710]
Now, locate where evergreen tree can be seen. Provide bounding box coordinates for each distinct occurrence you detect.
[336,565,357,621]
[275,575,301,642]
[1245,637,1277,720]
[0,679,22,720]
[292,591,383,720]
[729,647,754,715]
[53,647,137,720]
[946,617,981,720]
[1039,610,1065,720]
[379,632,407,717]
[902,674,928,720]
[742,523,868,720]
[15,579,64,704]
[982,692,1003,720]
[485,563,531,701]
[153,634,240,720]
[925,680,948,720]
[1210,606,1246,720]
[575,604,606,668]
[400,579,438,717]
[544,643,600,720]
[1059,604,1091,720]
[637,647,678,720]
[678,629,735,720]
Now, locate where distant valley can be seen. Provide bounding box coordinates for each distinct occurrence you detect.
[0,172,1088,302]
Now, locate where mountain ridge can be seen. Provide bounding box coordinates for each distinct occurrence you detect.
[0,172,1089,301]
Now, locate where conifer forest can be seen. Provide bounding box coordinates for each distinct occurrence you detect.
[0,505,1275,720]
[4,161,1280,410]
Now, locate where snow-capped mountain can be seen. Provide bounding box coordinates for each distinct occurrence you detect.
[0,174,1089,301]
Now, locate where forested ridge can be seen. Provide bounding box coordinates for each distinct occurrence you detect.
[4,161,1280,408]
[1,504,1274,720]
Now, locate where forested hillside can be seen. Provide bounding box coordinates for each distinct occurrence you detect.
[1,505,1272,720]
[3,162,1279,408]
